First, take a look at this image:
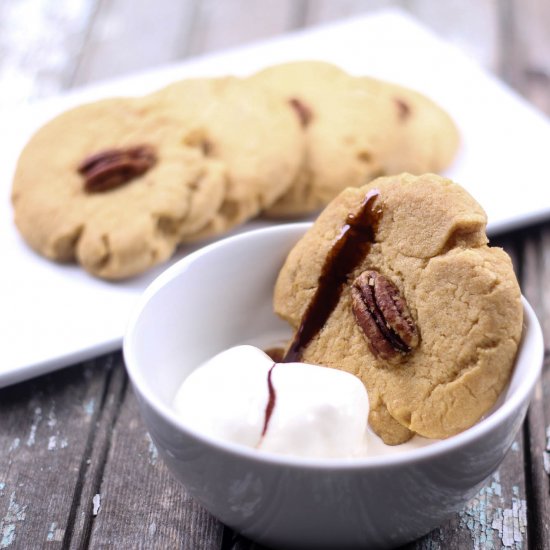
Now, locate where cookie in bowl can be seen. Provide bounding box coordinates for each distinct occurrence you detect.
[123,216,541,550]
[274,173,523,444]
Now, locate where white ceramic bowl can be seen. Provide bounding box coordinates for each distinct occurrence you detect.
[123,223,544,550]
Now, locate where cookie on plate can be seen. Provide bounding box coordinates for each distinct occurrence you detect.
[250,61,394,217]
[12,98,227,279]
[274,173,522,444]
[142,77,304,238]
[357,77,460,175]
[250,61,460,218]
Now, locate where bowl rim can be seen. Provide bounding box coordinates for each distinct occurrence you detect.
[123,223,544,470]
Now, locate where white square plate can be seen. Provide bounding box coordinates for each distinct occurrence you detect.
[1,9,549,387]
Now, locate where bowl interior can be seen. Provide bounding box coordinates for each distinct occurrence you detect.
[125,223,306,406]
[124,222,543,461]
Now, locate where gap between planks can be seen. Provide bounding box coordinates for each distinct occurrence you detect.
[61,354,128,549]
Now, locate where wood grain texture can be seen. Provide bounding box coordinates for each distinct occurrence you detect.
[71,0,197,86]
[500,5,550,545]
[85,359,224,549]
[521,228,550,550]
[64,355,127,549]
[184,0,304,57]
[305,0,498,69]
[0,357,112,549]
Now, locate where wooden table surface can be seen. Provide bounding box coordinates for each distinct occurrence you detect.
[1,1,549,548]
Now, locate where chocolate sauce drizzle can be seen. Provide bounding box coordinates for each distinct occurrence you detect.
[261,363,277,437]
[282,189,382,363]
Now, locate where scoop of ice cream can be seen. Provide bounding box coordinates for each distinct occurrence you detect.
[259,360,369,457]
[173,345,369,458]
[174,345,271,448]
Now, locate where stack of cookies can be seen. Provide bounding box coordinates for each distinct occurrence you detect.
[11,61,459,280]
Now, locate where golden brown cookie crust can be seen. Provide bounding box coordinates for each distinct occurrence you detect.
[274,173,522,443]
[12,98,227,279]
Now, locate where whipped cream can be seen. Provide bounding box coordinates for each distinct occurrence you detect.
[173,345,435,458]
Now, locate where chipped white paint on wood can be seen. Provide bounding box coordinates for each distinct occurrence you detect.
[544,425,550,476]
[45,522,64,542]
[148,521,157,537]
[0,491,27,549]
[145,433,158,466]
[458,472,527,549]
[25,407,41,447]
[92,494,101,516]
[84,398,95,417]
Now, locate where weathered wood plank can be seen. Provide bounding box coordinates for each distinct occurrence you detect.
[520,227,550,550]
[64,354,127,549]
[304,0,396,24]
[0,0,99,108]
[71,0,197,86]
[498,2,550,546]
[499,0,550,113]
[184,0,303,57]
[306,0,499,70]
[404,440,528,550]
[86,362,224,549]
[0,357,113,549]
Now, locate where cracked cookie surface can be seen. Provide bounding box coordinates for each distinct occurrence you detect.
[274,173,522,443]
[12,98,227,279]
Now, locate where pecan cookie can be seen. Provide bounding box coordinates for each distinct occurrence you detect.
[274,173,522,444]
[250,61,460,218]
[142,77,304,238]
[12,98,227,279]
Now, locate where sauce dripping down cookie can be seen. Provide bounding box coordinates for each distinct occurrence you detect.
[283,189,382,362]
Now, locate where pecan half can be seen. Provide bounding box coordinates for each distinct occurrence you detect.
[351,270,419,363]
[78,145,157,193]
[288,97,313,127]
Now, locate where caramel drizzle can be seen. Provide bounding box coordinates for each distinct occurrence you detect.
[282,189,381,363]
